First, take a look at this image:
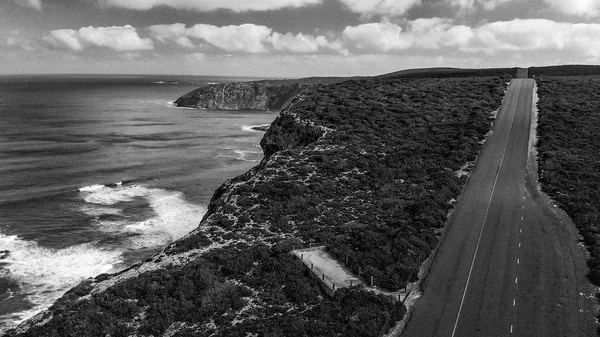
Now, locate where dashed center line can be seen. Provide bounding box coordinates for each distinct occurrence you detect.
[521,216,523,221]
[513,299,516,306]
[517,258,520,264]
[520,229,522,233]
[518,243,521,248]
[515,277,518,284]
[510,325,514,333]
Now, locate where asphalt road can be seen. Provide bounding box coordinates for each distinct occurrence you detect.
[401,79,594,337]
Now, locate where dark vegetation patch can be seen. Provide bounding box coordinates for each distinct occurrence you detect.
[529,65,600,77]
[377,67,518,79]
[535,76,600,287]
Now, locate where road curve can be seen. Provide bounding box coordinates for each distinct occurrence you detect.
[401,79,595,337]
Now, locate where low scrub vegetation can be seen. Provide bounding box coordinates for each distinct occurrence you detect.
[536,76,600,286]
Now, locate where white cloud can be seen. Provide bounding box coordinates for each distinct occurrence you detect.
[149,23,343,54]
[342,21,412,51]
[186,24,272,53]
[97,0,321,12]
[47,29,84,51]
[542,0,600,17]
[45,25,153,52]
[339,0,421,16]
[268,32,347,54]
[13,0,42,10]
[448,0,514,11]
[341,18,600,58]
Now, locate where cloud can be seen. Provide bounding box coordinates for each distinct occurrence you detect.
[45,25,153,51]
[97,0,321,12]
[149,23,343,54]
[342,21,411,51]
[341,18,600,58]
[542,0,600,17]
[342,18,471,52]
[448,0,514,11]
[47,29,84,51]
[339,0,421,17]
[13,0,42,10]
[186,24,272,53]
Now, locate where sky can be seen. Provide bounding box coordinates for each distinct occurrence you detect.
[0,0,599,77]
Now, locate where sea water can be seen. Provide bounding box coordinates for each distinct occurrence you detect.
[0,74,276,331]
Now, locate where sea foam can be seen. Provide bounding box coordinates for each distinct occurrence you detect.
[0,234,122,329]
[81,184,206,249]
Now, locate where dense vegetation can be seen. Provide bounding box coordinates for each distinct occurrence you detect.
[536,76,600,286]
[8,76,508,337]
[529,65,600,77]
[377,67,517,79]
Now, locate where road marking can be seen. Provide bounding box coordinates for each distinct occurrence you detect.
[520,229,522,233]
[522,206,524,210]
[450,82,521,337]
[511,325,514,333]
[521,216,523,221]
[513,299,516,306]
[517,258,520,264]
[515,277,518,284]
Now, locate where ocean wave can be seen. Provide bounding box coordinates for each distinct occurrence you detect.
[0,234,122,330]
[81,184,206,249]
[218,149,261,163]
[241,124,270,132]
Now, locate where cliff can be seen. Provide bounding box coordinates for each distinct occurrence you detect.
[7,76,508,337]
[174,77,350,111]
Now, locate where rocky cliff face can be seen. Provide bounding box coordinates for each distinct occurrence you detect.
[174,77,351,111]
[174,81,305,111]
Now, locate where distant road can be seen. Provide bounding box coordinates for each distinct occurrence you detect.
[401,79,594,336]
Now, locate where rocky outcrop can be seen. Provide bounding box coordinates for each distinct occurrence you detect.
[174,81,302,111]
[174,77,350,111]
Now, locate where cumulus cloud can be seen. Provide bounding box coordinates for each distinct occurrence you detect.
[97,0,321,12]
[449,0,514,11]
[341,18,600,58]
[13,0,42,10]
[465,19,600,56]
[542,0,600,17]
[339,0,421,17]
[342,18,471,52]
[149,23,343,54]
[45,25,153,51]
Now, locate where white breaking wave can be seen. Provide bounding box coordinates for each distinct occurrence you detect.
[218,149,261,163]
[80,184,206,249]
[241,124,270,132]
[0,234,122,328]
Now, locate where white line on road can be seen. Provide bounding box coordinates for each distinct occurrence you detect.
[520,229,522,233]
[511,325,514,333]
[519,243,521,248]
[521,216,523,221]
[515,277,518,284]
[513,299,516,306]
[517,258,520,264]
[522,206,524,210]
[450,83,521,337]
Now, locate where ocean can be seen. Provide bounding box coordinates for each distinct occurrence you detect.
[0,74,276,331]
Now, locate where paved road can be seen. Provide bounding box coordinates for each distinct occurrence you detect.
[401,79,594,336]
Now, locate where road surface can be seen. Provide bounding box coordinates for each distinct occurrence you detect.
[401,79,595,336]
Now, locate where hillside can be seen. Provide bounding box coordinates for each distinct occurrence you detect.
[7,76,508,337]
[174,77,350,111]
[529,65,600,77]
